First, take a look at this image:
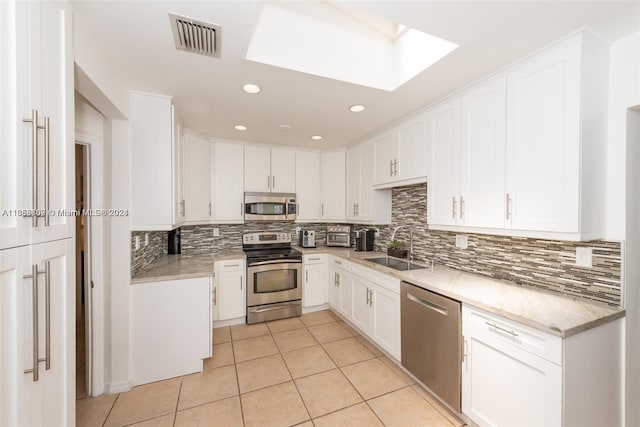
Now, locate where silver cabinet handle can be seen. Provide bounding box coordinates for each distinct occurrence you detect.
[44,261,51,370]
[223,264,240,268]
[239,276,243,291]
[267,175,270,189]
[209,202,212,216]
[486,321,519,338]
[393,159,398,176]
[272,175,276,189]
[23,110,44,227]
[24,264,39,381]
[213,287,217,305]
[366,288,370,305]
[506,193,512,220]
[180,200,185,216]
[460,196,465,220]
[334,259,342,265]
[305,270,309,283]
[241,203,243,217]
[321,204,324,217]
[389,160,393,177]
[23,264,48,381]
[308,257,321,261]
[452,197,457,219]
[356,203,359,216]
[43,117,50,226]
[368,289,373,306]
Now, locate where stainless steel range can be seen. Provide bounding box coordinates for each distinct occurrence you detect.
[243,232,302,324]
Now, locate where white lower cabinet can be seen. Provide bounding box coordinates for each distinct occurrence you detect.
[462,304,623,426]
[215,259,246,321]
[131,277,212,386]
[303,254,328,308]
[328,257,351,318]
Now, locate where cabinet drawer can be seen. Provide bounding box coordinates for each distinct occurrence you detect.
[330,256,351,272]
[463,305,562,365]
[216,259,245,271]
[303,254,327,265]
[352,264,400,294]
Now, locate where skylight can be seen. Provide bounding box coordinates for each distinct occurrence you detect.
[246,1,459,91]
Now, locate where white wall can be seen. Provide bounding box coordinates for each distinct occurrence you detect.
[606,32,640,240]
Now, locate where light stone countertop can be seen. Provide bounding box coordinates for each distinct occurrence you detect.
[296,246,625,338]
[131,252,246,284]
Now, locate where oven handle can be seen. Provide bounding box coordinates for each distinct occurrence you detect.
[252,303,300,313]
[248,259,302,267]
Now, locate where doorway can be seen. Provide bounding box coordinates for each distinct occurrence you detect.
[75,144,91,398]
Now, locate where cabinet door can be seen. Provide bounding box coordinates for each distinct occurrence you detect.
[217,270,245,320]
[303,262,328,308]
[505,42,580,232]
[320,151,345,221]
[350,276,372,334]
[462,333,562,426]
[328,267,341,311]
[346,147,361,221]
[182,131,212,224]
[172,113,184,225]
[213,142,244,222]
[374,133,398,185]
[338,270,352,319]
[211,281,219,322]
[370,284,401,360]
[428,97,461,226]
[397,116,428,182]
[357,142,375,221]
[244,145,271,192]
[295,151,320,220]
[460,76,506,228]
[270,148,296,193]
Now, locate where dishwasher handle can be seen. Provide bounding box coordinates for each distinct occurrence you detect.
[406,292,449,316]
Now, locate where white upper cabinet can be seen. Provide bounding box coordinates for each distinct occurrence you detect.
[429,76,506,229]
[428,32,607,240]
[244,145,295,193]
[182,130,213,224]
[213,141,244,223]
[320,151,346,221]
[1,0,74,249]
[130,92,182,230]
[295,150,320,221]
[373,115,429,188]
[504,33,607,238]
[347,142,391,224]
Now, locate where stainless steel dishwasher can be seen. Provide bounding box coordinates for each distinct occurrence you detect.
[401,281,462,412]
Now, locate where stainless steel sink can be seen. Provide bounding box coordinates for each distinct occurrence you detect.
[365,257,425,271]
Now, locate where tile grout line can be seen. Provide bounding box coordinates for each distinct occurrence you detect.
[172,379,183,426]
[230,333,247,427]
[280,325,314,425]
[101,393,120,427]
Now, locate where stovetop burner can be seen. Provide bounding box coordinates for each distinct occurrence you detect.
[242,232,302,264]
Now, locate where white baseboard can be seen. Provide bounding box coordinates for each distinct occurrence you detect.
[213,317,246,328]
[104,380,132,394]
[302,304,330,314]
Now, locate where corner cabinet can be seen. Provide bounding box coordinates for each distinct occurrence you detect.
[182,130,214,225]
[428,31,608,240]
[130,92,183,230]
[462,305,623,426]
[320,151,346,222]
[346,142,391,224]
[302,254,328,308]
[295,150,321,221]
[213,141,244,223]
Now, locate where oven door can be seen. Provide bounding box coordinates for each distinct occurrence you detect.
[247,260,302,306]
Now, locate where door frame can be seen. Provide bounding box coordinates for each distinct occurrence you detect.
[75,132,104,396]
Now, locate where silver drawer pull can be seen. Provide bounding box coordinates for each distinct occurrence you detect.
[486,321,519,338]
[223,264,240,268]
[406,293,448,316]
[307,257,321,261]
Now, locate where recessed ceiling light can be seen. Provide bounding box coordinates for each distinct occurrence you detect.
[311,135,323,140]
[242,83,261,94]
[349,104,366,113]
[234,125,247,131]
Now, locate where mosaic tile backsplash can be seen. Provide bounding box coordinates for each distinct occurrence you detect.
[131,183,622,307]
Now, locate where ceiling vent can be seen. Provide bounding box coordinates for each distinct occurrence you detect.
[169,13,221,58]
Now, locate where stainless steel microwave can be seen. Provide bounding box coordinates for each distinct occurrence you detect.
[244,192,297,221]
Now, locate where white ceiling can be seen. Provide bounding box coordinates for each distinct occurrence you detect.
[71,1,639,148]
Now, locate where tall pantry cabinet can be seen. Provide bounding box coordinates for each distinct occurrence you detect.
[1,1,75,425]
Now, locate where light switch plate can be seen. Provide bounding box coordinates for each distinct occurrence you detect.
[455,235,468,249]
[295,226,301,234]
[213,228,220,237]
[576,247,593,267]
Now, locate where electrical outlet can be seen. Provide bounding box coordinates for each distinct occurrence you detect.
[134,236,140,251]
[213,228,220,237]
[576,247,593,267]
[295,226,301,234]
[455,235,468,249]
[144,233,149,246]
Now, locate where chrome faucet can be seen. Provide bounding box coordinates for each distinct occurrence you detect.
[391,225,414,261]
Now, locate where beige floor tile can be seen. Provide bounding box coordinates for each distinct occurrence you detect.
[341,358,406,399]
[204,342,234,370]
[104,378,181,427]
[313,402,384,427]
[300,310,335,326]
[356,335,384,357]
[295,369,362,418]
[412,384,466,426]
[236,354,291,393]
[308,322,352,343]
[368,387,454,427]
[175,396,243,427]
[322,337,375,367]
[213,326,231,344]
[232,334,279,363]
[379,356,417,385]
[272,328,318,353]
[266,316,305,333]
[129,413,175,426]
[241,381,309,427]
[230,323,269,341]
[281,345,336,379]
[76,394,118,427]
[178,365,239,410]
